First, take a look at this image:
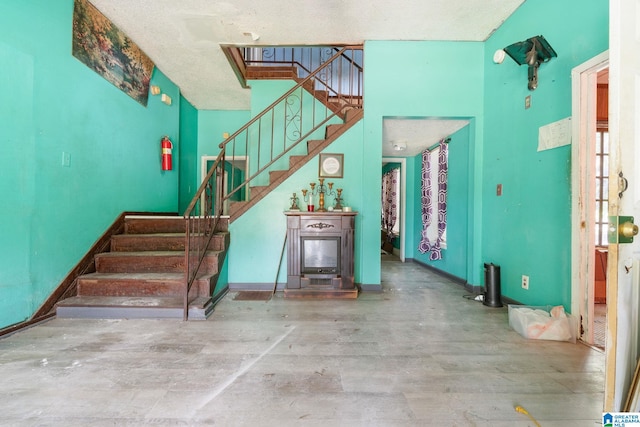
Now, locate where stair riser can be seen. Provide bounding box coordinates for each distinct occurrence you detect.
[77,277,217,298]
[125,218,186,234]
[307,140,324,152]
[125,218,229,234]
[95,254,219,274]
[78,279,183,297]
[111,236,185,252]
[111,234,228,252]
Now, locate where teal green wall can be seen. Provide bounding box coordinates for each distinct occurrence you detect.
[412,125,470,280]
[198,110,252,158]
[179,96,198,213]
[381,163,400,174]
[0,0,180,329]
[483,0,608,307]
[197,110,251,180]
[364,40,485,287]
[404,157,419,259]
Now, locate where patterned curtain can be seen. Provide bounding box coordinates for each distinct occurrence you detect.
[381,168,399,241]
[418,139,448,260]
[418,149,433,255]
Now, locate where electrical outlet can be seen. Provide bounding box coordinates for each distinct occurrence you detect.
[522,275,529,290]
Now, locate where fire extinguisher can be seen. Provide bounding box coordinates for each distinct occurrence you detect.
[161,136,173,171]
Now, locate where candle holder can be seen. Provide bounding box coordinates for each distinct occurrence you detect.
[289,192,300,211]
[333,188,344,210]
[302,178,337,212]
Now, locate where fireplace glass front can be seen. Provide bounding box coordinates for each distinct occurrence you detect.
[301,237,341,276]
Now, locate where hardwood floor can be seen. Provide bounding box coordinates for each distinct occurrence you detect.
[0,255,604,425]
[594,303,606,349]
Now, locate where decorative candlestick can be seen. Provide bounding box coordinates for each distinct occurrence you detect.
[303,179,337,212]
[289,192,300,211]
[334,188,344,210]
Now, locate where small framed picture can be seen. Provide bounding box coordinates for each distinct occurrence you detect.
[319,153,343,178]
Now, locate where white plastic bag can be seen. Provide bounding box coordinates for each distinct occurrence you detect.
[508,305,574,342]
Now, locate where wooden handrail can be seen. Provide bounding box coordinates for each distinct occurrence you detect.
[182,46,363,319]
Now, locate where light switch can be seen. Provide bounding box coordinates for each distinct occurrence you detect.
[62,152,70,167]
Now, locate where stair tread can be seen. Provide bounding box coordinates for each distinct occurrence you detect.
[114,232,228,237]
[98,250,220,257]
[114,233,185,237]
[79,272,216,280]
[80,272,183,280]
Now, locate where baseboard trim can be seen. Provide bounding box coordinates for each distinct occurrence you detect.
[0,314,55,339]
[229,282,380,293]
[211,286,230,306]
[359,283,383,292]
[229,282,283,291]
[408,258,467,286]
[406,259,521,305]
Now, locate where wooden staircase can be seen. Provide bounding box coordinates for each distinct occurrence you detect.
[51,47,363,320]
[228,107,363,221]
[56,215,229,320]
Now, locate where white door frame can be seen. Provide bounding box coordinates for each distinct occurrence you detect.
[382,157,406,262]
[570,51,609,346]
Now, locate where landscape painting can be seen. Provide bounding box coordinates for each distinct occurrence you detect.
[72,0,154,106]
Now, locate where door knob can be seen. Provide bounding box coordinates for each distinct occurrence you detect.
[620,221,639,239]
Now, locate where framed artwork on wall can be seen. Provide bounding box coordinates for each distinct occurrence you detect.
[72,0,154,106]
[319,153,343,178]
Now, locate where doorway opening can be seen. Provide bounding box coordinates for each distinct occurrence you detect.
[571,52,609,350]
[201,155,248,215]
[594,113,609,349]
[381,157,406,262]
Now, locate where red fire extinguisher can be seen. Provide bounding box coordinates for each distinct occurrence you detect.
[161,136,173,171]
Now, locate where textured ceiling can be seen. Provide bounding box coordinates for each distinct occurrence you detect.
[87,0,524,154]
[382,118,470,157]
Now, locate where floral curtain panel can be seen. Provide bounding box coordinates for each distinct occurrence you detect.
[418,139,448,260]
[381,168,399,241]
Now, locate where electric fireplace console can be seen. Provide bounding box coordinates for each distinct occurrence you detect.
[283,211,357,299]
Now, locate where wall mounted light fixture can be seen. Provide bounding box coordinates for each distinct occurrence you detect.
[503,35,557,91]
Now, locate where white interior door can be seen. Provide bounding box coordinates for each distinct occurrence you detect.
[605,0,640,411]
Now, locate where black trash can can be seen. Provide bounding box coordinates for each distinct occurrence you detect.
[483,263,503,307]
